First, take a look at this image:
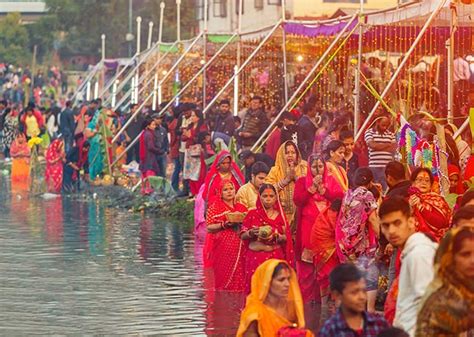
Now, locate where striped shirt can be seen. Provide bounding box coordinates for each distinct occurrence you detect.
[364,128,395,168]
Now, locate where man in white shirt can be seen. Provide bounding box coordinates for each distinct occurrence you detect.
[378,196,438,337]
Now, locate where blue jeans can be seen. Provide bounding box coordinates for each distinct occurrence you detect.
[171,157,182,192]
[156,154,167,178]
[370,166,388,192]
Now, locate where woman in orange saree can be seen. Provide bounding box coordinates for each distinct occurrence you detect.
[10,133,30,192]
[236,259,313,337]
[45,138,65,193]
[206,179,248,291]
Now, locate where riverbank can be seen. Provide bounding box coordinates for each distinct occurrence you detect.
[1,160,195,228]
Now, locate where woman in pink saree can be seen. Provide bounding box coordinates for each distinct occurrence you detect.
[240,183,294,291]
[293,155,329,302]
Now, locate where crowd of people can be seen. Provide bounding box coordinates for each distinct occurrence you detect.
[0,59,473,336]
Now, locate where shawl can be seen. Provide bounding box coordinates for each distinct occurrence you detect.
[416,228,474,336]
[310,205,339,273]
[236,259,312,337]
[336,186,378,262]
[408,186,452,241]
[448,164,465,195]
[10,135,30,158]
[46,139,64,164]
[265,141,308,225]
[203,150,244,202]
[325,161,349,193]
[305,154,327,202]
[243,191,295,267]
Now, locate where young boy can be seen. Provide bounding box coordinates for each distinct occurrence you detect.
[379,197,437,336]
[340,130,359,188]
[318,263,389,337]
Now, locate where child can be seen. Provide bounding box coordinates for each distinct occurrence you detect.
[115,141,127,168]
[340,130,359,188]
[318,263,389,337]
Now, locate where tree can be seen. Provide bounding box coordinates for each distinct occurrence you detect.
[0,12,30,64]
[43,0,197,59]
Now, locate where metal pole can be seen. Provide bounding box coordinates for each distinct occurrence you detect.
[233,65,239,116]
[112,32,205,143]
[159,2,165,43]
[101,34,106,60]
[354,0,364,136]
[157,33,238,117]
[130,76,135,104]
[453,117,469,139]
[136,16,142,55]
[128,0,133,57]
[147,22,154,50]
[203,0,208,107]
[281,0,288,104]
[234,0,243,114]
[94,82,99,99]
[250,15,359,152]
[447,6,456,124]
[152,73,158,110]
[176,0,181,42]
[86,81,91,101]
[354,0,448,142]
[134,72,139,103]
[111,80,118,109]
[202,20,282,116]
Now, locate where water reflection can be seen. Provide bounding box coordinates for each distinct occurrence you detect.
[0,182,245,335]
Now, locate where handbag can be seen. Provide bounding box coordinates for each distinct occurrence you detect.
[188,144,202,157]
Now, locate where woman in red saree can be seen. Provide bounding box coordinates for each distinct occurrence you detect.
[206,180,248,291]
[202,150,244,268]
[203,150,244,204]
[241,183,294,291]
[45,138,65,193]
[293,154,329,302]
[322,140,349,202]
[409,167,452,242]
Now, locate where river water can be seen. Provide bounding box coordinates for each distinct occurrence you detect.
[0,180,245,336]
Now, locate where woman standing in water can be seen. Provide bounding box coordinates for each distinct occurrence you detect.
[10,132,30,192]
[236,259,313,336]
[206,180,247,291]
[240,184,294,289]
[45,138,65,193]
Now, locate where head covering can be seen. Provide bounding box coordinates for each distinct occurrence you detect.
[306,154,326,201]
[46,139,64,163]
[448,164,465,195]
[203,150,244,202]
[272,141,307,181]
[420,227,474,316]
[236,259,308,337]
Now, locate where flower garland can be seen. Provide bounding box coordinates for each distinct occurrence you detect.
[397,122,441,177]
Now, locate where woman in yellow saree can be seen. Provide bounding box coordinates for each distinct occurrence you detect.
[236,259,313,337]
[265,141,307,231]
